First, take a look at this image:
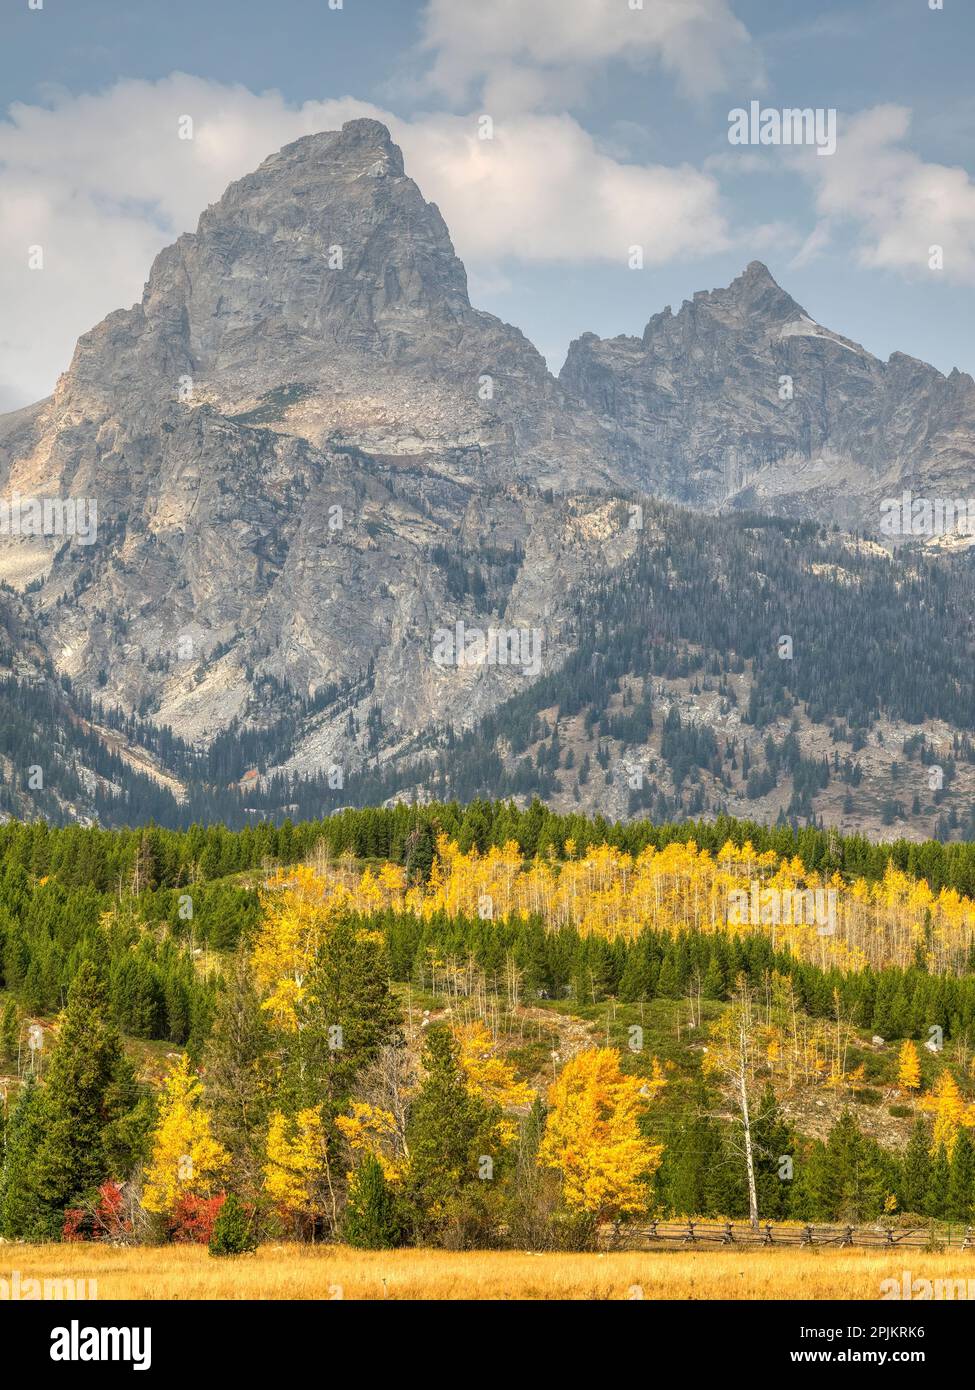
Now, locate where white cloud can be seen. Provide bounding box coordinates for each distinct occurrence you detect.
[419,0,762,107]
[796,105,975,281]
[400,110,729,264]
[0,74,731,408]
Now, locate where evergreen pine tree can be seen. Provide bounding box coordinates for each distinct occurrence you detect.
[301,917,402,1114]
[102,1051,155,1183]
[946,1129,975,1222]
[203,952,273,1197]
[702,955,726,1000]
[405,1026,501,1242]
[0,999,18,1064]
[0,1076,46,1238]
[817,1110,889,1222]
[656,950,680,999]
[789,1139,827,1221]
[618,944,654,1003]
[900,1118,932,1216]
[31,962,125,1236]
[657,1092,732,1217]
[343,1155,402,1249]
[208,1193,258,1256]
[926,1143,951,1218]
[752,1084,795,1218]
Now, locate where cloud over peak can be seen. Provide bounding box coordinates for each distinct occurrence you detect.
[0,74,730,407]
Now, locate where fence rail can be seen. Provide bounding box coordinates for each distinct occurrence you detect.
[603,1220,975,1251]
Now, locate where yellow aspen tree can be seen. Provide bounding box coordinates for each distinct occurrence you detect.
[537,1047,662,1224]
[455,1021,533,1142]
[335,1101,401,1180]
[922,1070,973,1157]
[251,867,335,1030]
[264,1106,333,1226]
[897,1040,922,1096]
[142,1055,231,1214]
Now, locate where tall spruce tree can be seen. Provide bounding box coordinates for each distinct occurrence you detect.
[300,916,402,1114]
[752,1084,796,1218]
[405,1026,501,1242]
[946,1129,975,1222]
[203,951,273,1196]
[0,1076,46,1238]
[0,999,18,1065]
[926,1143,951,1218]
[900,1119,932,1216]
[31,962,126,1235]
[656,1093,730,1217]
[343,1155,402,1249]
[815,1111,890,1222]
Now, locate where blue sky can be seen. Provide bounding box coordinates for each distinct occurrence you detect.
[2,0,974,408]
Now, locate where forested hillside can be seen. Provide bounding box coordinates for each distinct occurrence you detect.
[4,803,975,1252]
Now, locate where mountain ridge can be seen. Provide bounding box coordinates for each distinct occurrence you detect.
[2,121,975,838]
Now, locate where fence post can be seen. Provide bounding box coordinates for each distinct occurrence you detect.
[801,1225,814,1246]
[763,1222,774,1246]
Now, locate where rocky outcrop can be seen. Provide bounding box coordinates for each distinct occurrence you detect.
[561,260,975,528]
[0,121,623,768]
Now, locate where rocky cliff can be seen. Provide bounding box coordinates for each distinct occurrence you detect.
[0,120,627,771]
[561,260,975,527]
[2,122,975,836]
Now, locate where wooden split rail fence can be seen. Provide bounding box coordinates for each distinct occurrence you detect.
[604,1220,975,1251]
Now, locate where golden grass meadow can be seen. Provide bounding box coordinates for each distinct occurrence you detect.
[5,1244,974,1301]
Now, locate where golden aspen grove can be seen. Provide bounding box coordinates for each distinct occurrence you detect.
[271,834,975,974]
[4,802,975,1308]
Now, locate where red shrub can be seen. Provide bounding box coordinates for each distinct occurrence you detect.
[92,1181,133,1242]
[169,1192,226,1244]
[62,1207,86,1242]
[62,1182,135,1243]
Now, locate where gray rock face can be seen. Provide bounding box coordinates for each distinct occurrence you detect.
[3,122,975,792]
[560,260,975,528]
[35,119,608,487]
[0,120,623,770]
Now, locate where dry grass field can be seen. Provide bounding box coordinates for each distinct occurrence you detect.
[4,1244,973,1300]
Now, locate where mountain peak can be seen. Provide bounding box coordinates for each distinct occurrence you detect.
[711,260,803,319]
[743,259,778,282]
[125,116,484,394]
[262,118,405,178]
[635,262,801,348]
[340,116,397,146]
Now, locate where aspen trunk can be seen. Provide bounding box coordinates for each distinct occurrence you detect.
[739,1062,759,1230]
